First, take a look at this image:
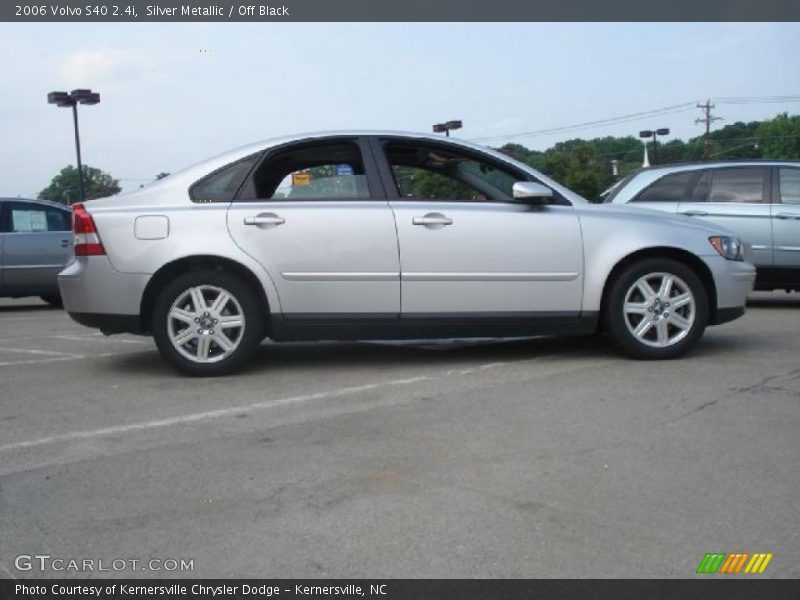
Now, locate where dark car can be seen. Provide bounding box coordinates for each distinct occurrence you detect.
[0,197,73,305]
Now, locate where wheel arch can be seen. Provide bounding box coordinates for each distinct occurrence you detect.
[140,255,272,334]
[597,247,718,331]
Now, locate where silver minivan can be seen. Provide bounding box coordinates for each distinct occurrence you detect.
[604,161,800,291]
[1,198,73,305]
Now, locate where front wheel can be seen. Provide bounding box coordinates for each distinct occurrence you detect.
[605,259,709,359]
[152,270,264,376]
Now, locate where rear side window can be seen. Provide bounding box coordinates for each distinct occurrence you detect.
[632,171,694,203]
[239,141,371,201]
[779,168,800,205]
[190,154,260,203]
[7,204,70,232]
[697,167,768,204]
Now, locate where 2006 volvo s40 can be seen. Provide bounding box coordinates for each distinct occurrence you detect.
[58,132,756,375]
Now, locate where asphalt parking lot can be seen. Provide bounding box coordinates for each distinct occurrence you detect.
[0,293,798,579]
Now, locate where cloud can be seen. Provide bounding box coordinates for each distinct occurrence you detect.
[58,48,166,87]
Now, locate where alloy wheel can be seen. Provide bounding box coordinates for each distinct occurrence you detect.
[167,285,245,363]
[622,272,696,348]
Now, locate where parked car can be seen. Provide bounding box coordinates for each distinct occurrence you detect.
[603,160,800,291]
[58,132,755,375]
[1,197,72,306]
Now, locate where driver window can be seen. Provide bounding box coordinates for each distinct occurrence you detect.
[383,141,522,202]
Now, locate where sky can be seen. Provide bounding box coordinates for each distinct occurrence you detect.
[1,22,799,196]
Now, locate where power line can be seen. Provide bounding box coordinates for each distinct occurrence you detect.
[469,103,696,143]
[470,94,800,145]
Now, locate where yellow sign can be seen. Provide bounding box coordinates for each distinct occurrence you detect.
[292,171,311,186]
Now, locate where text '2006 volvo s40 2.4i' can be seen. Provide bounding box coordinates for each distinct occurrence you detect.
[58,131,756,376]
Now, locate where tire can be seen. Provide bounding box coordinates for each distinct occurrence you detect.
[40,294,63,308]
[604,258,709,360]
[152,270,265,376]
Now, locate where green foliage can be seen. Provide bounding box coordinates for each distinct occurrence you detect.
[756,113,800,159]
[495,113,798,200]
[38,165,121,205]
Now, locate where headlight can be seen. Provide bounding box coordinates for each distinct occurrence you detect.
[709,236,744,261]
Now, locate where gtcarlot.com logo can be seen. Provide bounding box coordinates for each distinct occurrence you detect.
[14,554,194,573]
[696,552,773,574]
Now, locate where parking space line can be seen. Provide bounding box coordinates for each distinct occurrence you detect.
[0,347,84,357]
[51,335,151,345]
[0,361,512,454]
[0,349,142,367]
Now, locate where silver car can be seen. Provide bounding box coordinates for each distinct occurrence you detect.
[58,132,755,376]
[604,160,800,291]
[1,197,72,305]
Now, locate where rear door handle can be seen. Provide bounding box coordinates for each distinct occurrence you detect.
[681,210,708,217]
[61,239,71,247]
[244,213,285,227]
[775,213,800,220]
[413,213,453,227]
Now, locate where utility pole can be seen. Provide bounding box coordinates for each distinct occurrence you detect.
[696,100,722,161]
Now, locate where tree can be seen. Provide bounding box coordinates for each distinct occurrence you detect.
[756,113,800,159]
[38,165,121,205]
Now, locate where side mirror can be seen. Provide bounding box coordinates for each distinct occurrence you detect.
[512,181,554,204]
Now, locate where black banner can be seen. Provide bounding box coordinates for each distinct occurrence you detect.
[4,0,800,22]
[3,580,800,600]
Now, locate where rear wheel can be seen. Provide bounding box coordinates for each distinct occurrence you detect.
[605,258,709,359]
[152,270,264,376]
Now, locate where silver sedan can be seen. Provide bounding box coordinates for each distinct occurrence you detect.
[58,132,755,375]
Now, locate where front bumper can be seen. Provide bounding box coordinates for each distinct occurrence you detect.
[58,257,150,333]
[706,256,756,325]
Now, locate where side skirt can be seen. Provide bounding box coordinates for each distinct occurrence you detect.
[268,312,599,342]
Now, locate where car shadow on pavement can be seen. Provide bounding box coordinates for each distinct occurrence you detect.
[107,334,618,378]
[0,303,61,313]
[746,294,800,309]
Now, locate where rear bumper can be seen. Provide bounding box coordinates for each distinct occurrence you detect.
[58,256,149,333]
[69,312,145,334]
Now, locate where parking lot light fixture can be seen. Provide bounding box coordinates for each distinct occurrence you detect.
[639,127,670,165]
[47,88,101,204]
[433,120,463,137]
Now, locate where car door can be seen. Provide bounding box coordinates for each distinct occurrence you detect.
[773,166,800,268]
[373,137,583,316]
[677,166,773,268]
[226,137,400,317]
[1,201,72,294]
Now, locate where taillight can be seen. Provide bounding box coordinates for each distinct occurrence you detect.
[72,203,106,256]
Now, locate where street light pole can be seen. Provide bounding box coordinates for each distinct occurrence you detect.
[71,103,86,207]
[48,89,100,205]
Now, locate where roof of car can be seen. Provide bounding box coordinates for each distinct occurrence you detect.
[0,197,70,210]
[629,158,800,175]
[125,130,589,205]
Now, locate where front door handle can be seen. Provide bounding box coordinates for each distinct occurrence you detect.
[413,213,453,227]
[775,213,800,220]
[681,210,708,217]
[61,239,71,247]
[244,213,285,227]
